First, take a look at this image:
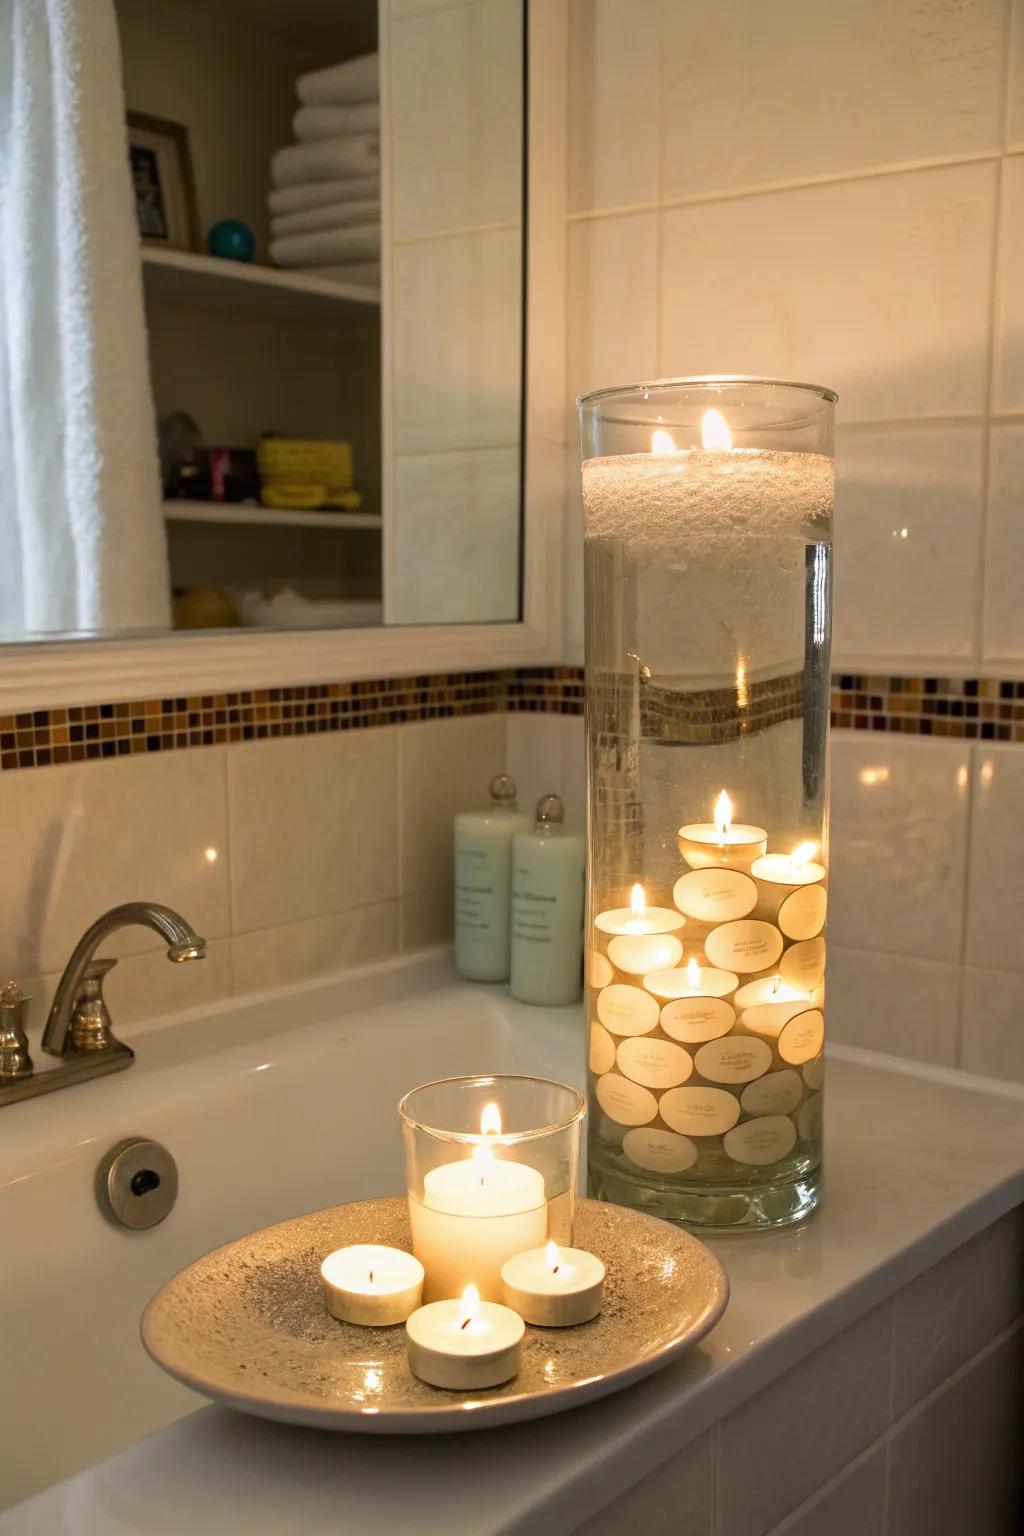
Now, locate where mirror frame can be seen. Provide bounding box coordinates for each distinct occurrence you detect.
[0,0,567,711]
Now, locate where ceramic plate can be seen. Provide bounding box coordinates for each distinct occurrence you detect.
[142,1196,728,1434]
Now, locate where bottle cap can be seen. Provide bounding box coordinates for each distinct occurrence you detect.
[536,794,564,825]
[489,773,518,804]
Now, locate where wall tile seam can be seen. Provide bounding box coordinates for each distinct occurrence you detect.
[225,897,405,944]
[887,1313,1023,1440]
[567,145,1005,223]
[761,1436,887,1536]
[392,218,522,248]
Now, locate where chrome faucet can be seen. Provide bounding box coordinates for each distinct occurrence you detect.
[0,903,206,1107]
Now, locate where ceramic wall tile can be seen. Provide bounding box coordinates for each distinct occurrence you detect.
[398,714,508,895]
[1009,2,1024,145]
[765,1447,887,1536]
[982,425,1024,662]
[399,891,454,951]
[505,713,565,825]
[892,1210,1024,1414]
[230,905,400,993]
[0,749,231,979]
[965,746,1024,970]
[659,163,995,423]
[659,0,1003,201]
[392,449,520,624]
[567,211,658,437]
[392,227,522,453]
[573,1432,711,1536]
[226,732,399,933]
[567,0,660,214]
[389,0,522,239]
[827,946,960,1066]
[960,966,1024,1083]
[834,426,983,664]
[560,715,586,834]
[829,735,970,962]
[716,1302,892,1536]
[887,1331,1024,1534]
[994,155,1024,410]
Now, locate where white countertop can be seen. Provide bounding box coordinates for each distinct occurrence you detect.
[5,970,1024,1536]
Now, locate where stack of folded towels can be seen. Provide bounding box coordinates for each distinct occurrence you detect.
[268,52,380,288]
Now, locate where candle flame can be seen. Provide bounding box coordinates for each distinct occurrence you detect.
[687,957,701,991]
[790,841,818,870]
[630,883,646,922]
[701,408,732,450]
[480,1102,502,1136]
[651,428,677,454]
[714,789,733,839]
[546,1240,561,1274]
[459,1284,481,1330]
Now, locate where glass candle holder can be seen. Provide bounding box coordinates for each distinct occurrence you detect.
[579,377,835,1233]
[399,1075,585,1303]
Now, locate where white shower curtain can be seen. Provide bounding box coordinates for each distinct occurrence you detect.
[0,0,170,636]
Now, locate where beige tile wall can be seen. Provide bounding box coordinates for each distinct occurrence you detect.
[0,714,507,1038]
[571,1209,1024,1536]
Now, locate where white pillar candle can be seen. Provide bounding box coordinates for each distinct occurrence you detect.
[678,790,767,872]
[320,1245,425,1326]
[501,1241,605,1327]
[409,1140,548,1304]
[751,843,827,939]
[406,1285,524,1389]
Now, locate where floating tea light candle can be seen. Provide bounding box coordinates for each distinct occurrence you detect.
[501,1240,605,1327]
[656,957,738,1043]
[596,884,685,975]
[751,841,827,939]
[678,790,767,873]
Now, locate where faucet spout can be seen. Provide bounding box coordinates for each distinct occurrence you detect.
[42,903,206,1058]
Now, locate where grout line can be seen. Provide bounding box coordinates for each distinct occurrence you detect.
[887,1315,1023,1437]
[566,147,1003,224]
[708,1421,720,1536]
[763,1435,889,1536]
[391,219,521,247]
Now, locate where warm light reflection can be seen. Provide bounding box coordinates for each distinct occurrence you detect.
[980,760,994,789]
[956,764,969,792]
[790,841,818,869]
[651,427,677,453]
[480,1102,502,1136]
[204,847,218,863]
[735,658,749,710]
[630,883,646,923]
[714,789,733,838]
[545,1240,561,1273]
[686,957,701,991]
[701,408,732,450]
[858,766,890,787]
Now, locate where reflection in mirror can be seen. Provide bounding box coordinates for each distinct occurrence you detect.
[0,0,525,643]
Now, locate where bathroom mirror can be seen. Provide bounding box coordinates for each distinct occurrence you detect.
[0,0,535,655]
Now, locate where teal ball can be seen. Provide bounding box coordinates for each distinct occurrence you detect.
[206,220,256,263]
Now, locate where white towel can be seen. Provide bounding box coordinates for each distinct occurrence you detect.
[272,135,378,186]
[268,176,379,216]
[293,102,379,141]
[304,261,381,288]
[0,0,169,636]
[270,199,379,238]
[271,225,380,268]
[297,54,378,106]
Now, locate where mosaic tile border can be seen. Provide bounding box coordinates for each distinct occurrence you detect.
[1,667,1021,772]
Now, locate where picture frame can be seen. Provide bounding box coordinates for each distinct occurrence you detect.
[126,111,201,253]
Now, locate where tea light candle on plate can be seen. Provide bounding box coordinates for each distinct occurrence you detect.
[678,790,767,872]
[501,1240,605,1327]
[406,1284,524,1389]
[595,884,684,974]
[408,1103,548,1303]
[751,842,827,938]
[320,1244,425,1326]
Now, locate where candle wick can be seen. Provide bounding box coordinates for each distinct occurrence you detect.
[369,1271,373,1284]
[460,1315,472,1331]
[552,1264,559,1275]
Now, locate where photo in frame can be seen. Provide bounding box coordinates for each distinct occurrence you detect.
[126,111,200,252]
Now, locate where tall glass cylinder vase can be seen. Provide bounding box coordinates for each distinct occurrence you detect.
[579,377,836,1232]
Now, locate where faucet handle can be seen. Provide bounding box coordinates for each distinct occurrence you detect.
[0,982,33,1080]
[68,958,123,1056]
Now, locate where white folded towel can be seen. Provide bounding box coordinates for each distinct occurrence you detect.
[297,54,378,106]
[271,199,380,238]
[272,135,378,187]
[268,176,379,216]
[294,102,379,141]
[270,225,381,268]
[305,261,381,288]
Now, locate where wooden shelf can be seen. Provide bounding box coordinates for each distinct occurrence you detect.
[164,501,382,531]
[142,248,380,326]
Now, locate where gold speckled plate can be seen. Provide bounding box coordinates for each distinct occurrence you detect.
[141,1196,728,1434]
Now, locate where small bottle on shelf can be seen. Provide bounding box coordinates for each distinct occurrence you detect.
[453,775,531,983]
[509,795,585,1006]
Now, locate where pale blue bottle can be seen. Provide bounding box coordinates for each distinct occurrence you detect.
[510,795,585,1006]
